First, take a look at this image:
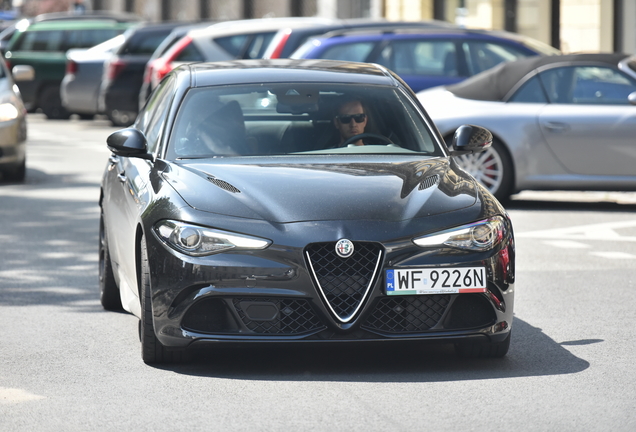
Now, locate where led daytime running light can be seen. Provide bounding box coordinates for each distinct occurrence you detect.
[154,220,271,256]
[413,217,505,251]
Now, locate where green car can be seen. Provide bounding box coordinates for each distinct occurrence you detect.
[4,19,136,119]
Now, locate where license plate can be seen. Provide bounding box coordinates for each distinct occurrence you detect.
[386,267,487,295]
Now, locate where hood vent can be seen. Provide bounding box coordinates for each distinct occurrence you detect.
[207,176,240,193]
[419,174,440,191]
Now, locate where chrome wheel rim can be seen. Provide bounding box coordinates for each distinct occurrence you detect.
[456,147,504,194]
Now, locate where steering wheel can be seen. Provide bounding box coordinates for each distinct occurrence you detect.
[343,133,394,146]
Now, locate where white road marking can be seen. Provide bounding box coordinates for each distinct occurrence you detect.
[517,220,636,242]
[589,251,636,260]
[0,387,45,404]
[542,240,591,249]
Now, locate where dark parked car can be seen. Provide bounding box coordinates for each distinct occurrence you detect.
[100,59,515,364]
[98,22,183,126]
[291,27,560,92]
[3,17,136,118]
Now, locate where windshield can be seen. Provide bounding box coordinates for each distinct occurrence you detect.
[167,83,441,159]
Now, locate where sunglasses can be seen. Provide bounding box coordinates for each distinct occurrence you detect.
[336,113,366,124]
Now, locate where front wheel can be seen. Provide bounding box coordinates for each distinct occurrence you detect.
[2,159,26,182]
[40,86,71,120]
[99,212,122,311]
[454,138,513,201]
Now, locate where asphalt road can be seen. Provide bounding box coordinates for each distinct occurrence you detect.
[1,115,635,431]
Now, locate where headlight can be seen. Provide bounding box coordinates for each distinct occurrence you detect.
[413,216,506,251]
[153,220,271,256]
[0,103,19,121]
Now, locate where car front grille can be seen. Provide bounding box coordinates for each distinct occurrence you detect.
[305,241,383,323]
[362,295,451,333]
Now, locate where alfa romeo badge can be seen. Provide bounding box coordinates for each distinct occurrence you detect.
[335,239,354,258]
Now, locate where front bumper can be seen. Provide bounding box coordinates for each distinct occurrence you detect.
[145,222,515,350]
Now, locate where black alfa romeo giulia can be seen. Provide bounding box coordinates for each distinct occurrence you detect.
[99,59,515,364]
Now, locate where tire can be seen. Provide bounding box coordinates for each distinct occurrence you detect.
[99,212,122,311]
[40,86,71,120]
[3,159,26,182]
[455,332,511,358]
[454,138,514,201]
[107,109,136,127]
[139,234,187,364]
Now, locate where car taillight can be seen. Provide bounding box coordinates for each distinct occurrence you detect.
[4,59,11,71]
[156,61,173,82]
[66,60,78,75]
[267,29,292,59]
[152,36,193,87]
[106,58,126,80]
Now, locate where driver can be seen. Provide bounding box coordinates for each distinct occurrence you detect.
[334,98,368,146]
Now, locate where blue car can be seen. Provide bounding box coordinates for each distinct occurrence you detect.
[291,28,560,92]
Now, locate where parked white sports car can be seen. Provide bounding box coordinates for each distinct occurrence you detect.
[418,53,636,200]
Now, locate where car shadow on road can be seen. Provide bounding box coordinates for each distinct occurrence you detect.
[163,317,590,382]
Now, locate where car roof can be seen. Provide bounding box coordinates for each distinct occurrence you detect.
[182,59,397,88]
[125,21,189,34]
[33,11,141,23]
[189,17,338,38]
[263,19,460,58]
[23,19,132,31]
[445,52,632,101]
[316,27,539,43]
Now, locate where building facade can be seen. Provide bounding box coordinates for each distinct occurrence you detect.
[12,0,635,54]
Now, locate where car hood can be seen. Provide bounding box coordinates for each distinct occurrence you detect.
[162,157,478,223]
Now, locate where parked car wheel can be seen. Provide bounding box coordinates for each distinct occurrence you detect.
[454,138,513,201]
[107,109,136,127]
[455,332,511,358]
[40,86,70,119]
[140,234,187,364]
[2,159,26,182]
[99,213,122,311]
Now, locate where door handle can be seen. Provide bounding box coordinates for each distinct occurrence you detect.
[117,172,126,183]
[543,122,569,132]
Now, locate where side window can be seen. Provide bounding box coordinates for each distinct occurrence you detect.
[139,75,175,153]
[508,75,548,103]
[214,34,249,57]
[569,66,636,104]
[537,67,576,103]
[175,41,204,61]
[63,29,121,50]
[378,40,457,76]
[17,30,63,51]
[244,32,276,59]
[463,41,530,76]
[319,42,375,62]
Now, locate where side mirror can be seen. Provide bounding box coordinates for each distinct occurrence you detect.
[449,124,493,156]
[11,65,34,82]
[107,128,153,160]
[628,91,636,106]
